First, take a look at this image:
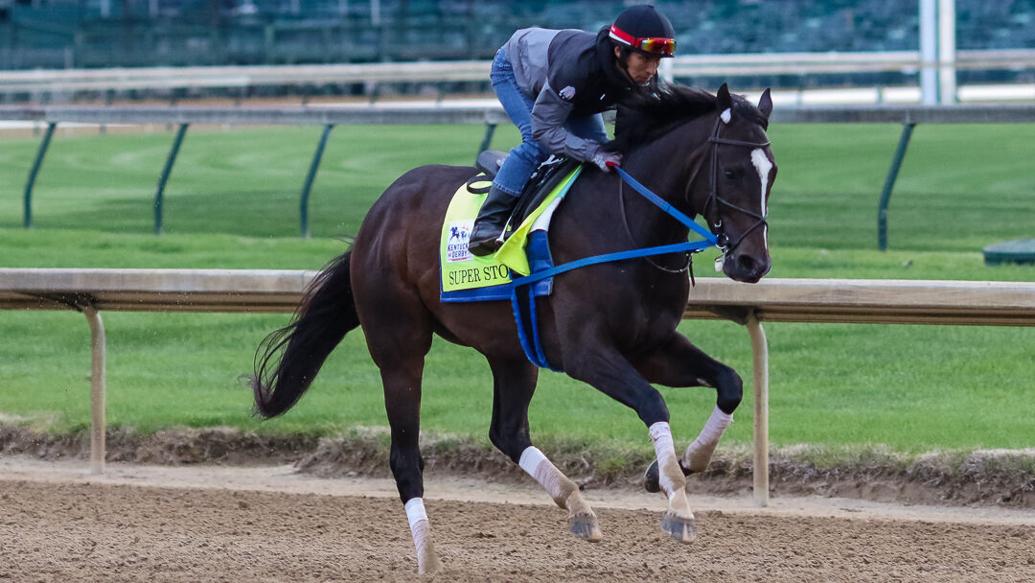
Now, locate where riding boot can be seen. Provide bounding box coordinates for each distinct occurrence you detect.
[468,186,520,256]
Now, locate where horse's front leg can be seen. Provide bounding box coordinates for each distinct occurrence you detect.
[564,341,696,543]
[636,333,743,492]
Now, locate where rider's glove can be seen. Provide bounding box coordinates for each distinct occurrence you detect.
[591,151,622,172]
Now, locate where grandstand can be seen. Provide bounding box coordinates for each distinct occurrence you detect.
[2,1,1035,68]
[1,1,1033,103]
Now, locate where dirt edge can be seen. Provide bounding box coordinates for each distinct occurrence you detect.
[2,424,1033,508]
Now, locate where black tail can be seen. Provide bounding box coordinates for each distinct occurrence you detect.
[251,251,359,418]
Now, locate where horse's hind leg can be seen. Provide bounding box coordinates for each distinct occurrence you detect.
[486,357,602,541]
[636,333,743,492]
[359,287,441,575]
[381,363,443,576]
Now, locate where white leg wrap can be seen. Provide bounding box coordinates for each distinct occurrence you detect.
[518,446,547,476]
[404,498,433,573]
[405,497,428,529]
[649,421,680,497]
[696,406,734,445]
[649,421,675,458]
[683,406,733,472]
[519,446,569,503]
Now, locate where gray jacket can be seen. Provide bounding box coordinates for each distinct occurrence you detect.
[503,27,640,162]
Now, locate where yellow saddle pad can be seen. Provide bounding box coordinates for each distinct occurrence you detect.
[439,167,581,293]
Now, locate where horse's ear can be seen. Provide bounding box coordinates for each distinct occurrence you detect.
[758,88,773,120]
[717,83,732,111]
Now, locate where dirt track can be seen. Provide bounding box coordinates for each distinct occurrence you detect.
[2,459,1034,582]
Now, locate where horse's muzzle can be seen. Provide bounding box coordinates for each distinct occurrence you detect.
[722,251,771,284]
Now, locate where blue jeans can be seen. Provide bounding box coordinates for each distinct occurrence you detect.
[489,48,608,197]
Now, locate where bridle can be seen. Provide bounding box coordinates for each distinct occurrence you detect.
[618,108,771,274]
[694,113,772,256]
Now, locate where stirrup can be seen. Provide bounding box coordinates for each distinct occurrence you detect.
[468,187,516,256]
[469,235,503,256]
[468,221,506,256]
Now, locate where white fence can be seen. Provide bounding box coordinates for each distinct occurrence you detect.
[3,268,1034,506]
[8,102,1035,125]
[2,49,1034,103]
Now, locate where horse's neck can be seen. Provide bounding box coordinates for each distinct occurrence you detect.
[617,116,714,243]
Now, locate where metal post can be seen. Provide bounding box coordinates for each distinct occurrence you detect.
[153,123,190,235]
[919,0,939,105]
[83,305,106,475]
[878,122,916,251]
[477,121,497,158]
[938,0,957,104]
[23,122,57,229]
[300,124,335,239]
[100,90,113,135]
[370,0,381,25]
[747,311,769,507]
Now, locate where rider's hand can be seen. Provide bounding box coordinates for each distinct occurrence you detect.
[591,151,622,172]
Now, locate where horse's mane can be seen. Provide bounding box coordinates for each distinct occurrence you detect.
[610,84,767,155]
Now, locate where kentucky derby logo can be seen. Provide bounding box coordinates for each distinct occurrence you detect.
[446,222,473,262]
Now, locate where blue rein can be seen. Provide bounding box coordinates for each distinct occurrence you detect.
[510,167,718,289]
[510,165,719,370]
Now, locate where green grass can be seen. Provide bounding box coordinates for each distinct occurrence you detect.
[0,123,1033,455]
[0,125,495,238]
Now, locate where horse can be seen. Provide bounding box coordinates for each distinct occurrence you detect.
[251,83,776,575]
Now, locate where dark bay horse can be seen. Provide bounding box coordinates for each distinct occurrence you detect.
[252,84,776,575]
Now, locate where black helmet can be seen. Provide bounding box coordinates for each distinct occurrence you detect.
[609,4,677,58]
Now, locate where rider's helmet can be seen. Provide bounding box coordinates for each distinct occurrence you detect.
[608,4,677,59]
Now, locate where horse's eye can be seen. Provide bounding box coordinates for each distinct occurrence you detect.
[723,169,737,179]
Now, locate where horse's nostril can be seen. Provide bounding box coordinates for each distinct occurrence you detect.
[737,254,756,272]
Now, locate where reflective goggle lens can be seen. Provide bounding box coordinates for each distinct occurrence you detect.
[639,37,676,56]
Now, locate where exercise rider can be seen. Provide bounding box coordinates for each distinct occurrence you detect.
[467,4,678,256]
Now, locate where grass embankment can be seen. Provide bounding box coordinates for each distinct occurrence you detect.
[0,123,1033,460]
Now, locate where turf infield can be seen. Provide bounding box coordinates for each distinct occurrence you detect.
[0,122,1032,453]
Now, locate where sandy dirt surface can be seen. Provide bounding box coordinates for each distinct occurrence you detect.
[2,457,1034,582]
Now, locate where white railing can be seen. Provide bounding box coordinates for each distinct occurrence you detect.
[1,49,1033,96]
[3,268,1034,505]
[0,61,494,93]
[5,102,1035,126]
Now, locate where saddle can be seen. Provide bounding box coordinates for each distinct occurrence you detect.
[440,159,583,299]
[468,150,581,228]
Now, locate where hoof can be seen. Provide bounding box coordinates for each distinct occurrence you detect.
[418,555,442,578]
[660,512,697,543]
[569,512,603,542]
[417,541,442,577]
[642,460,692,493]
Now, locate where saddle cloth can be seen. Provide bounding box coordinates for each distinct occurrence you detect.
[440,165,582,301]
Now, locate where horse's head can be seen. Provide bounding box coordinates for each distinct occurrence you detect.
[613,84,777,283]
[695,84,776,284]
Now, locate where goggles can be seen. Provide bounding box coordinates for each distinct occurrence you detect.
[609,25,677,57]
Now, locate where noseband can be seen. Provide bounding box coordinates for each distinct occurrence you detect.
[691,114,772,255]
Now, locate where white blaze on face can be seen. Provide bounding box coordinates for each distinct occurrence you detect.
[750,148,773,250]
